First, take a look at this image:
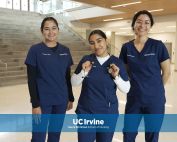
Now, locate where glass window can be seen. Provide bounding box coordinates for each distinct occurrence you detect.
[63,1,72,10]
[13,0,20,10]
[6,0,12,9]
[21,0,28,11]
[0,0,6,8]
[42,1,51,14]
[29,0,34,12]
[63,0,82,10]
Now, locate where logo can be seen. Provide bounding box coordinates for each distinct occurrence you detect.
[127,54,135,57]
[59,53,68,56]
[42,53,51,56]
[144,53,155,56]
[73,118,104,125]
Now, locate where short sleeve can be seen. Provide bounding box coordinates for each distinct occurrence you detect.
[67,48,74,67]
[74,56,87,74]
[158,41,170,63]
[119,44,127,64]
[25,46,37,66]
[118,59,129,81]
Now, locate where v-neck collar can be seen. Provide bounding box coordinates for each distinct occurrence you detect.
[131,38,150,54]
[93,54,112,67]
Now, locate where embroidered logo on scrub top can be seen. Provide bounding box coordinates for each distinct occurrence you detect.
[127,54,135,57]
[91,61,96,67]
[42,53,51,55]
[144,53,155,56]
[59,53,68,56]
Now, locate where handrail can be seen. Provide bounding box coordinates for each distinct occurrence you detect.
[53,11,120,55]
[44,8,119,55]
[47,11,88,44]
[0,59,7,70]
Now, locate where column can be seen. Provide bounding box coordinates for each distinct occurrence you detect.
[86,29,92,41]
[175,21,177,71]
[55,0,62,10]
[109,32,116,55]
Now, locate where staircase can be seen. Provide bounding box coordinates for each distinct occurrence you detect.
[0,8,90,86]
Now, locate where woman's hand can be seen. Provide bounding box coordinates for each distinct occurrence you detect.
[32,107,42,124]
[67,101,73,111]
[108,63,120,78]
[32,107,42,114]
[82,61,93,72]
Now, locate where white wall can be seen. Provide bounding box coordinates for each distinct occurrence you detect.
[68,7,121,20]
[115,35,133,56]
[149,32,176,63]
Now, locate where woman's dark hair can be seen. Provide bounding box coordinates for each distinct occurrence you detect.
[131,10,154,30]
[40,17,59,32]
[88,29,107,41]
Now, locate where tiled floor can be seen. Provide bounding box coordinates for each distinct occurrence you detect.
[0,69,177,142]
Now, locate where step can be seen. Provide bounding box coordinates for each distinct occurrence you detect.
[0,70,26,77]
[66,45,89,51]
[0,45,30,51]
[70,50,91,56]
[0,75,27,87]
[0,61,21,67]
[0,29,40,35]
[0,74,27,81]
[0,41,38,47]
[0,51,27,55]
[0,58,25,63]
[0,65,26,72]
[0,43,31,47]
[61,40,86,44]
[0,37,39,41]
[0,17,43,26]
[0,34,40,40]
[0,29,40,34]
[0,8,42,17]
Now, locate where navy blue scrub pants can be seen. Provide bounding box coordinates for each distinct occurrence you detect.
[78,132,114,142]
[31,104,67,142]
[123,102,165,142]
[77,103,118,142]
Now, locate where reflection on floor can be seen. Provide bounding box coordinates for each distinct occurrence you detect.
[0,69,177,142]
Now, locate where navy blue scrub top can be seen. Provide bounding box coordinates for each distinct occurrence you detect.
[74,54,129,114]
[119,38,170,105]
[25,42,73,106]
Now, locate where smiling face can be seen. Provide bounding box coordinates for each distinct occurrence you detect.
[41,20,59,43]
[133,14,151,37]
[89,34,108,57]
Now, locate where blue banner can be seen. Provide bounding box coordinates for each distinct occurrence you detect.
[0,114,177,132]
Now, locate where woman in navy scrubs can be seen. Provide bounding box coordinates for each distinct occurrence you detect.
[119,10,171,142]
[71,29,130,142]
[25,17,74,142]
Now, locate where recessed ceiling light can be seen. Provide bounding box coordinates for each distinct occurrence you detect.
[148,9,164,12]
[115,32,126,35]
[167,26,176,28]
[119,27,131,30]
[103,17,123,22]
[111,1,142,8]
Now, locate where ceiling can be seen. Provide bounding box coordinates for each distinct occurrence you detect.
[72,0,177,24]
